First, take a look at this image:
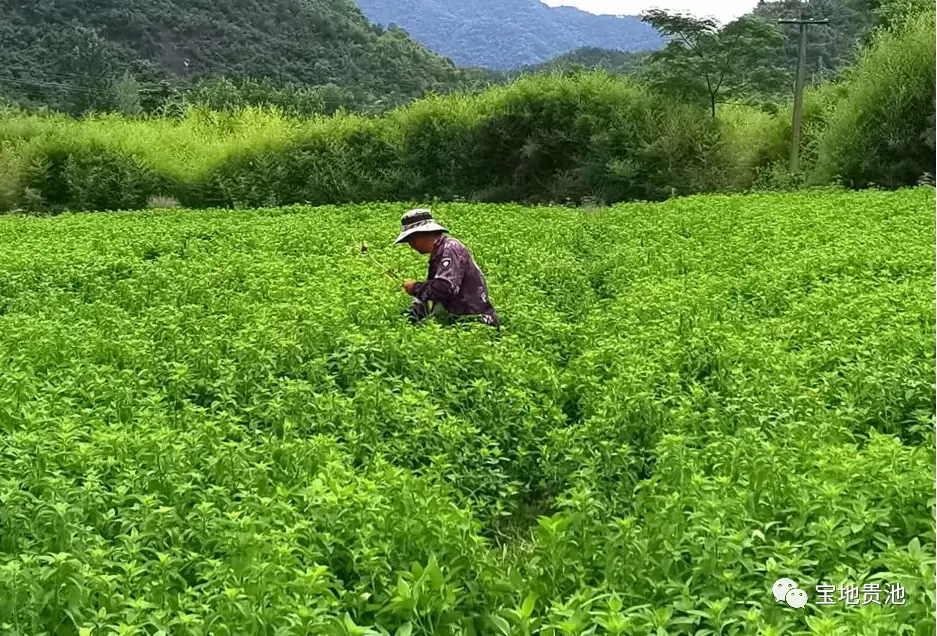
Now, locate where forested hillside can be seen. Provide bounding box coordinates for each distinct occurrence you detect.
[0,0,490,115]
[353,0,663,68]
[516,48,651,77]
[510,0,930,100]
[753,0,878,80]
[352,0,921,79]
[2,0,929,119]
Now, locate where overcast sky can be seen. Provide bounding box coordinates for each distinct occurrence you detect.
[542,1,760,24]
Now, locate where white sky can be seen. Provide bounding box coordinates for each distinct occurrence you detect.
[542,1,760,24]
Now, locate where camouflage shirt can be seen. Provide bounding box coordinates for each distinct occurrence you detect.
[409,235,499,324]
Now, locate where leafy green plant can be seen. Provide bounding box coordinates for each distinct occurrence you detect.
[0,189,933,634]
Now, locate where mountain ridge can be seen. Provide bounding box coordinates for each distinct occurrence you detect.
[0,0,485,114]
[353,0,664,69]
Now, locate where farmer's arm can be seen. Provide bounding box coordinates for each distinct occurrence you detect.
[407,247,467,303]
[409,278,454,302]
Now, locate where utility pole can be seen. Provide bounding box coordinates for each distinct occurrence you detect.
[778,16,828,173]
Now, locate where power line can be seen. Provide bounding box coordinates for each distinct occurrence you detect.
[4,69,102,81]
[4,68,172,83]
[0,74,179,95]
[0,77,102,94]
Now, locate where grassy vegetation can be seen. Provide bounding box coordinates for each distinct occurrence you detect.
[0,74,731,213]
[0,188,933,635]
[0,72,817,214]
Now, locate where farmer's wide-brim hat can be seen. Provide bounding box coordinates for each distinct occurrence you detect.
[394,208,448,244]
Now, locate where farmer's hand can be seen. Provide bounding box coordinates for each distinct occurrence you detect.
[403,279,417,294]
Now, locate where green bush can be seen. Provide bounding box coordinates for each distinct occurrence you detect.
[466,74,635,202]
[461,74,727,203]
[812,12,936,187]
[0,110,62,211]
[719,82,847,191]
[20,138,167,212]
[0,74,745,212]
[190,115,404,208]
[632,98,731,198]
[393,73,733,204]
[390,94,482,200]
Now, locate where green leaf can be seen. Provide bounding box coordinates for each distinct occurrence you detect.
[520,593,537,619]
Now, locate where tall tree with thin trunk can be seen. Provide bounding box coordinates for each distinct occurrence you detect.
[640,10,787,117]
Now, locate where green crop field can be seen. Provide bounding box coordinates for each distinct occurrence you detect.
[0,188,934,635]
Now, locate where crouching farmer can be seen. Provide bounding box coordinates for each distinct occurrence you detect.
[395,209,500,330]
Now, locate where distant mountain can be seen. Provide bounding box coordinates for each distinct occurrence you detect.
[353,0,664,69]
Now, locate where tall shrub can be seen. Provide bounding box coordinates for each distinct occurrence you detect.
[465,74,652,203]
[720,83,846,191]
[389,94,481,200]
[190,114,403,208]
[437,72,730,204]
[19,137,167,212]
[811,12,936,187]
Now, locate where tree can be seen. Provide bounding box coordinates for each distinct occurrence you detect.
[57,25,122,115]
[751,0,879,77]
[0,0,477,116]
[874,0,934,29]
[640,10,787,117]
[114,72,144,117]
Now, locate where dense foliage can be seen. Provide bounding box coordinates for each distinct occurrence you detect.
[0,189,933,635]
[0,52,932,216]
[0,0,923,119]
[0,74,740,213]
[751,0,881,80]
[0,0,487,116]
[872,0,935,28]
[812,11,936,187]
[514,48,651,78]
[638,12,787,117]
[353,0,662,69]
